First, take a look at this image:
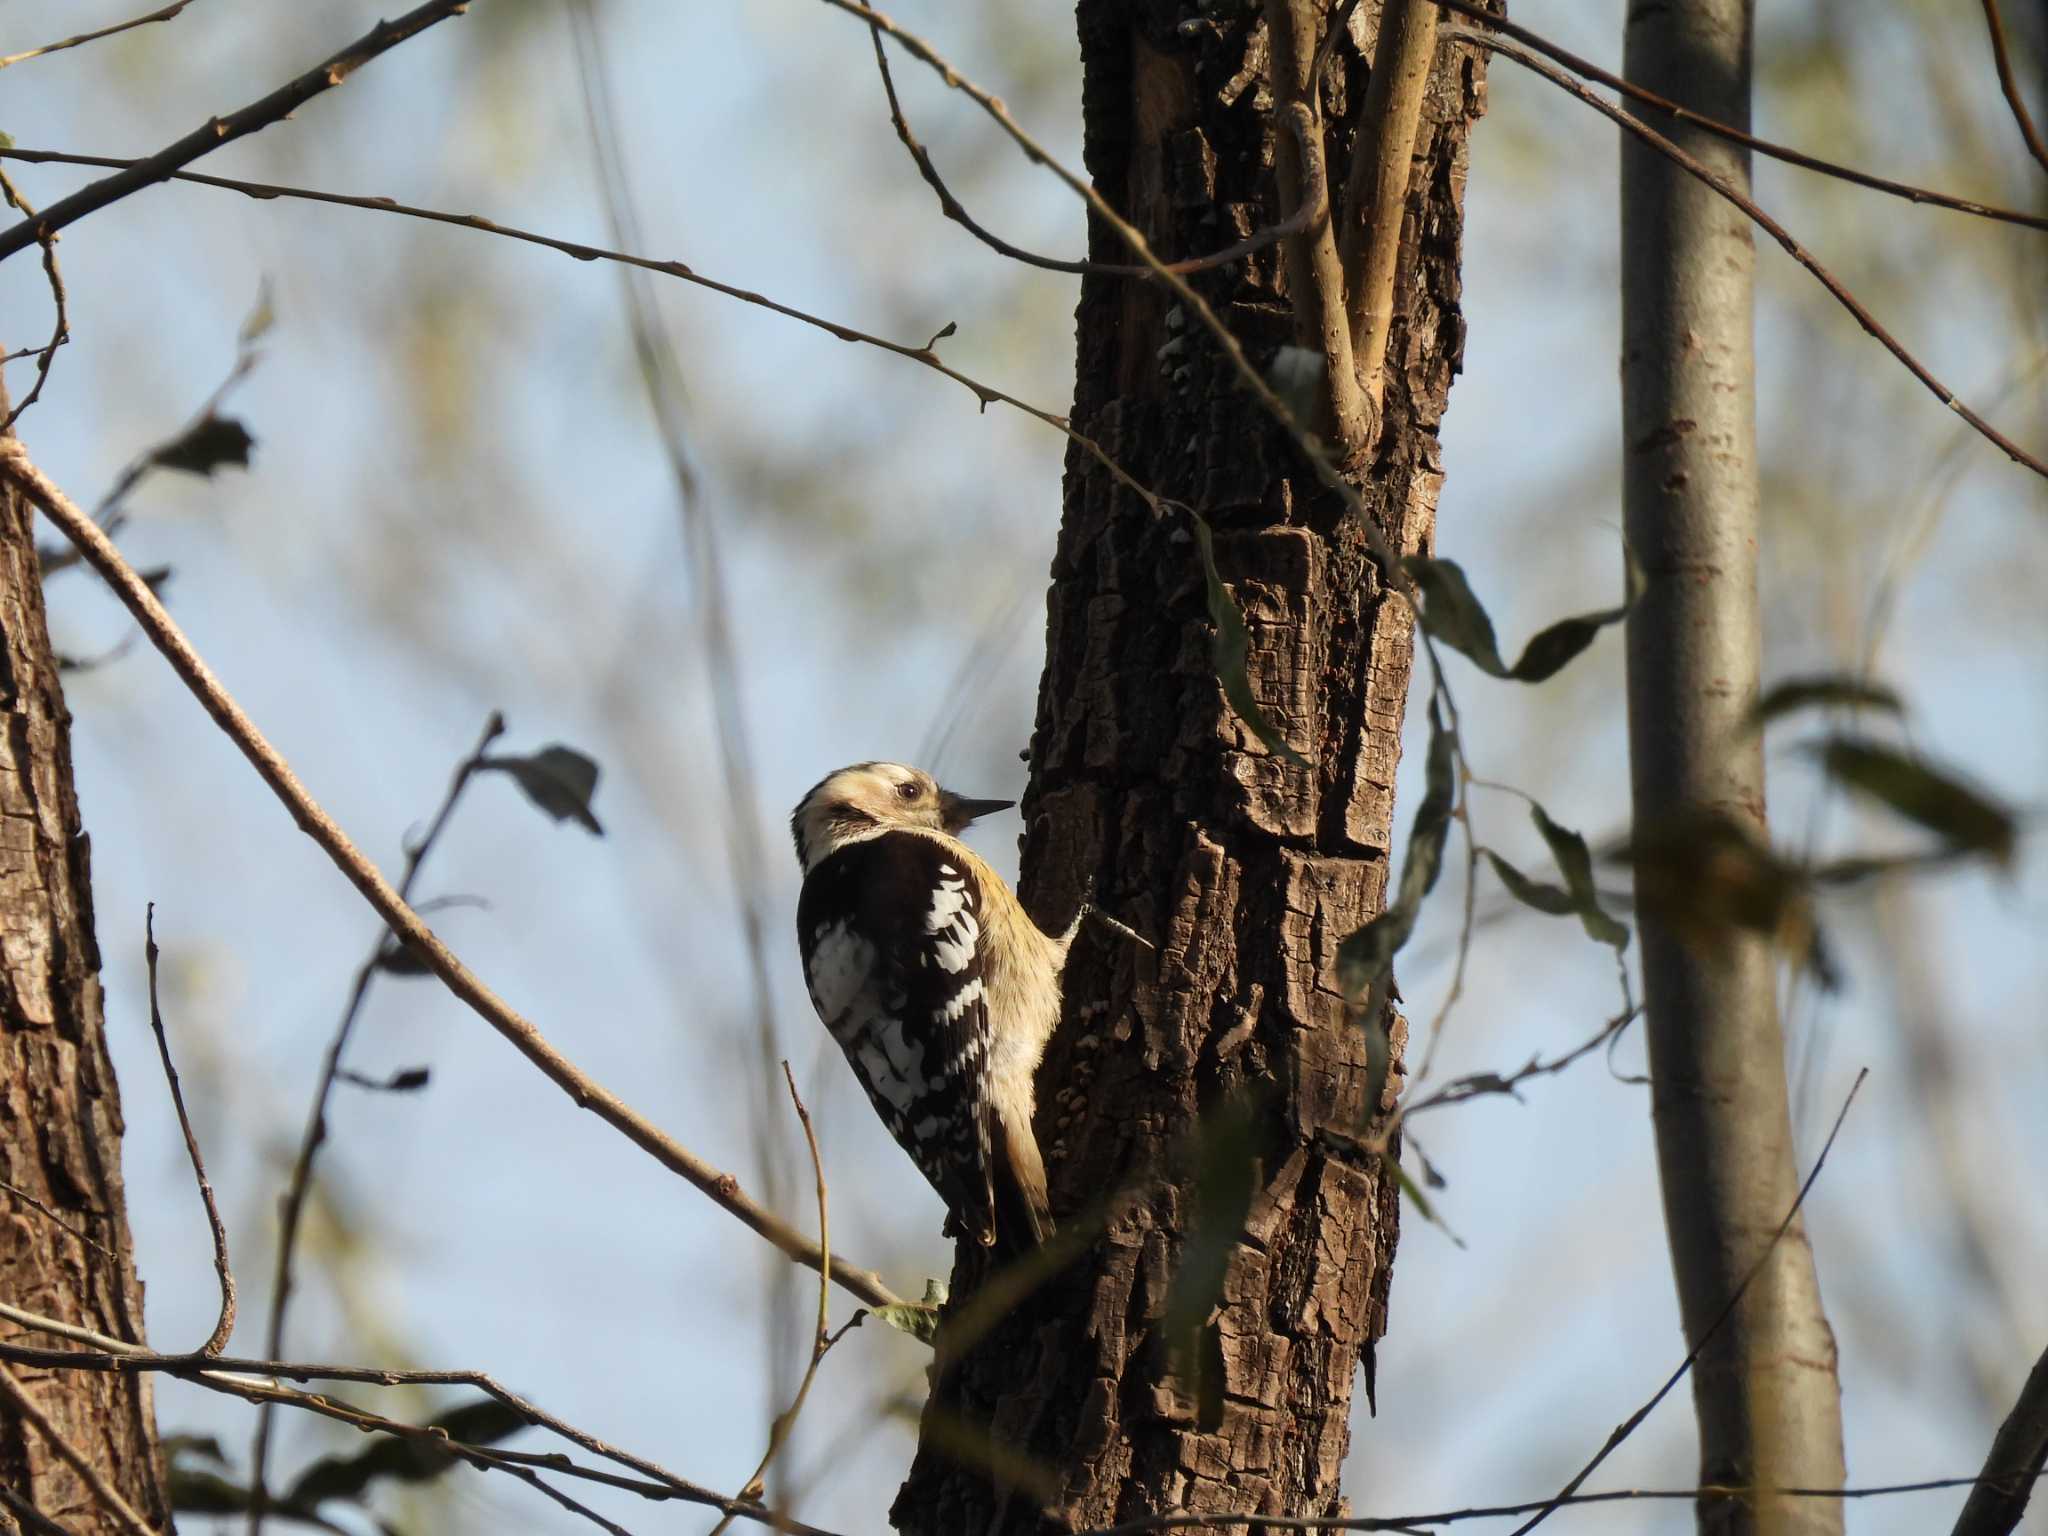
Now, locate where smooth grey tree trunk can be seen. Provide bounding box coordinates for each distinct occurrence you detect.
[1618,3,1846,1532]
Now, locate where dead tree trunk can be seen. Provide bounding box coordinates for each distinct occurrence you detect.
[0,381,170,1533]
[894,5,1489,1529]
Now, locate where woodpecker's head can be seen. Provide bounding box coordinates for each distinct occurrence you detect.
[790,762,1013,873]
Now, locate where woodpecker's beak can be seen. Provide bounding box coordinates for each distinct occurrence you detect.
[938,788,1014,833]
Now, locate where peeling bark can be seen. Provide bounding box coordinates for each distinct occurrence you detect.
[0,382,169,1533]
[895,6,1490,1530]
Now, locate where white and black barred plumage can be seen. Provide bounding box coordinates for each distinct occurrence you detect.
[792,762,1074,1251]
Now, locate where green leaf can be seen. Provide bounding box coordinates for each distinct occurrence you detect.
[0,133,15,152]
[1747,675,1903,730]
[1481,850,1576,917]
[1816,737,2016,865]
[147,414,255,478]
[1192,517,1310,769]
[1385,1153,1465,1248]
[872,1278,947,1345]
[283,1398,526,1510]
[1530,804,1629,949]
[1336,699,1456,1003]
[1165,1096,1260,1405]
[1625,810,1834,986]
[482,745,605,835]
[1404,553,1637,682]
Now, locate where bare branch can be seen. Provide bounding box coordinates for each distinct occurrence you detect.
[1443,27,2048,482]
[1264,2,1372,449]
[1504,1070,1867,1536]
[0,1,199,71]
[866,24,1316,281]
[1980,0,2048,178]
[0,146,1190,525]
[0,1362,159,1536]
[1336,0,1440,427]
[0,168,69,429]
[0,0,472,262]
[247,710,503,1536]
[708,1065,837,1534]
[143,906,235,1355]
[0,441,906,1313]
[1425,0,2048,231]
[1952,1339,2048,1536]
[1402,1004,1640,1117]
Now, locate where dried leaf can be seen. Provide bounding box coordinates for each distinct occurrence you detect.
[1385,1154,1464,1247]
[872,1278,948,1345]
[283,1398,526,1509]
[482,745,605,835]
[1530,804,1629,949]
[1193,517,1310,769]
[147,414,254,478]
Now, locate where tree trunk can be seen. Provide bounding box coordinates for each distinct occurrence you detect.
[0,381,170,1533]
[1618,4,1846,1532]
[894,5,1488,1529]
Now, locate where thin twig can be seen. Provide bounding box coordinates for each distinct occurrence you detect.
[1403,1004,1641,1117]
[0,1178,114,1259]
[0,1,200,71]
[1980,0,2048,178]
[0,1361,158,1536]
[143,905,235,1355]
[1951,1337,2048,1535]
[0,168,68,429]
[709,1064,837,1535]
[867,24,1315,280]
[0,439,904,1313]
[1337,0,1440,425]
[1505,1069,1868,1536]
[1445,28,2048,482]
[1079,1469,2048,1532]
[0,0,472,262]
[1424,0,2048,231]
[0,147,1182,527]
[0,1324,852,1536]
[247,711,504,1534]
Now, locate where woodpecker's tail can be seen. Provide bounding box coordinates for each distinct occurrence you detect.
[991,1107,1054,1257]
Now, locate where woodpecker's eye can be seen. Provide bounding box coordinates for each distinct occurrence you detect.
[897,781,921,801]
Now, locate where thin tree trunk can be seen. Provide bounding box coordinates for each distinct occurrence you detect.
[893,7,1488,1530]
[1618,5,1845,1532]
[0,380,170,1531]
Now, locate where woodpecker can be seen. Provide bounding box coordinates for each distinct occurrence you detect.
[791,761,1075,1252]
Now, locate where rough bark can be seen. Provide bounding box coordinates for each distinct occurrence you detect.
[0,381,170,1532]
[894,5,1489,1530]
[1618,3,1845,1532]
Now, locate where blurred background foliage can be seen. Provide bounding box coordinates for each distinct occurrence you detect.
[1,0,2044,1531]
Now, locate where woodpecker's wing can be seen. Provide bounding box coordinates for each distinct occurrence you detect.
[796,831,999,1245]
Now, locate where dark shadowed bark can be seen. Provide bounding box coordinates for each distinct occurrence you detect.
[1618,3,1845,1532]
[0,381,169,1533]
[894,5,1491,1530]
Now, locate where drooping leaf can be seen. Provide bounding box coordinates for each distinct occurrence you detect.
[1482,851,1576,917]
[1385,1153,1465,1248]
[282,1398,527,1510]
[1403,553,1638,683]
[1816,736,2016,865]
[339,1065,432,1094]
[1336,699,1456,1002]
[481,745,605,835]
[1747,675,1903,730]
[1624,810,1833,986]
[1165,1096,1260,1407]
[375,935,434,976]
[1192,517,1310,769]
[1530,804,1629,949]
[147,414,255,478]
